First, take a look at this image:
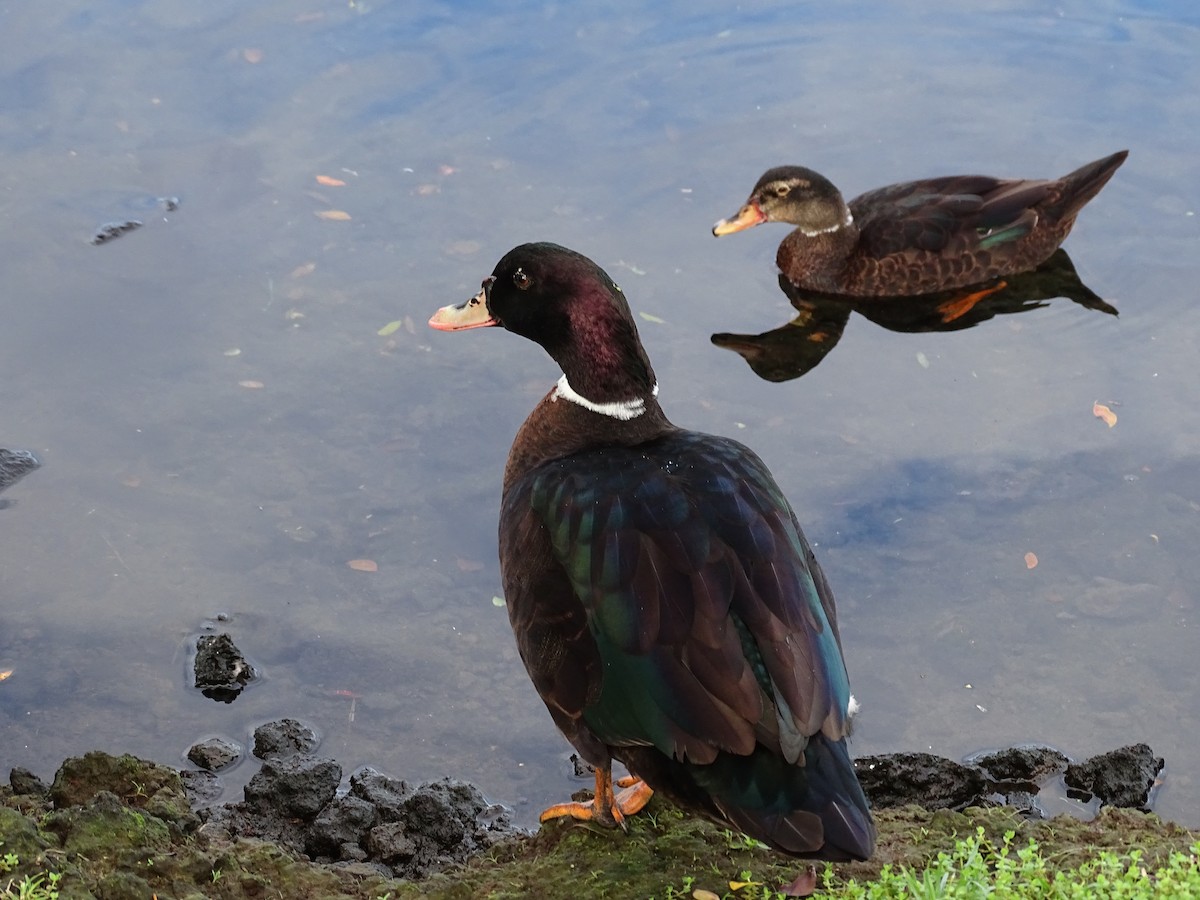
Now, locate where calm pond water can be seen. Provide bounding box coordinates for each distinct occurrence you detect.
[1,0,1197,830]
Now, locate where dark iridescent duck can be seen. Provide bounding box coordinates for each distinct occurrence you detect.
[713,151,1128,296]
[429,243,874,861]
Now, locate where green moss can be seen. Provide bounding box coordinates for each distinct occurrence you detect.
[5,752,1200,899]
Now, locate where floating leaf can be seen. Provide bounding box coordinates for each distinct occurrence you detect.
[315,209,352,221]
[291,262,316,278]
[692,891,721,900]
[491,596,506,608]
[1093,401,1118,428]
[0,669,13,682]
[242,48,264,64]
[347,559,378,572]
[638,311,666,324]
[438,164,457,176]
[223,348,242,357]
[1025,552,1038,570]
[120,475,142,488]
[377,320,403,337]
[315,175,346,187]
[916,351,930,369]
[238,380,264,389]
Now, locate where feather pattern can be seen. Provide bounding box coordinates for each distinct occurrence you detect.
[715,151,1127,296]
[434,242,874,860]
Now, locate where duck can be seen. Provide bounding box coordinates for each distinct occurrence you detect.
[712,150,1128,297]
[429,242,875,861]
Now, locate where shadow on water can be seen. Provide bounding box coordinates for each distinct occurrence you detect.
[712,250,1119,383]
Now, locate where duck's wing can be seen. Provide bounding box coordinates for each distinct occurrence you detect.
[500,430,853,765]
[852,174,1054,258]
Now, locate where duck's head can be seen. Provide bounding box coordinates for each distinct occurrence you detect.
[429,242,656,407]
[713,166,853,238]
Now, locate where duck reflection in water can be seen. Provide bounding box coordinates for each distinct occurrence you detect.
[711,249,1118,383]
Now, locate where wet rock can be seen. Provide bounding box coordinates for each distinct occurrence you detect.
[47,752,197,838]
[971,746,1070,787]
[356,778,515,879]
[1065,743,1164,810]
[194,633,256,701]
[44,789,171,857]
[0,806,52,863]
[347,767,411,819]
[90,219,143,245]
[0,447,40,494]
[253,717,319,759]
[306,795,378,858]
[244,756,341,821]
[179,768,223,807]
[857,752,989,811]
[9,766,48,795]
[857,743,1165,820]
[187,737,242,771]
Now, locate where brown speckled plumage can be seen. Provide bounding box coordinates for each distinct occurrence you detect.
[714,151,1128,297]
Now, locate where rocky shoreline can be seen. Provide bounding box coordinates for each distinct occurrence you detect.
[1,724,1190,899]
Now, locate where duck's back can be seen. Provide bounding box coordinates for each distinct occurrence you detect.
[500,429,874,859]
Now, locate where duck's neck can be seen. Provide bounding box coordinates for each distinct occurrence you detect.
[502,378,673,493]
[777,214,860,292]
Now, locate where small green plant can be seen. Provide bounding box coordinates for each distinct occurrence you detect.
[1,867,62,900]
[0,853,17,874]
[211,867,223,883]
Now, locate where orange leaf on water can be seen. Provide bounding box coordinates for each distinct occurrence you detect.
[316,175,346,187]
[291,262,316,278]
[1093,402,1117,428]
[242,48,264,64]
[315,209,352,221]
[1024,552,1039,570]
[347,559,378,572]
[0,669,13,682]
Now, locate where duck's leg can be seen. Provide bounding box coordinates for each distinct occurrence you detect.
[539,764,654,829]
[937,281,1007,322]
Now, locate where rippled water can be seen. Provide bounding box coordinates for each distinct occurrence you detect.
[1,0,1197,828]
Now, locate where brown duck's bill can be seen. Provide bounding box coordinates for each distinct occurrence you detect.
[712,202,766,236]
[428,287,498,331]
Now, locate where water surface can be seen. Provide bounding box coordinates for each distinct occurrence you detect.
[1,0,1197,827]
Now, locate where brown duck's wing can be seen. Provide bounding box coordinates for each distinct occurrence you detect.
[498,485,607,761]
[500,431,854,767]
[851,175,1055,259]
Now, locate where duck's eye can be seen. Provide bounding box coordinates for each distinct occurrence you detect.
[512,268,532,290]
[772,184,790,198]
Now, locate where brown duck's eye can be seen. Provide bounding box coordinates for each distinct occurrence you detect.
[512,268,532,290]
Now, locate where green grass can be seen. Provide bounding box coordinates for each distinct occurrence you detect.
[828,828,1200,899]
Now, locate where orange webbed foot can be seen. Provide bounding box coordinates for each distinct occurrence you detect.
[937,281,1007,322]
[539,766,653,830]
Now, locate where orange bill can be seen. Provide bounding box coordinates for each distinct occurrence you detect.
[712,202,766,236]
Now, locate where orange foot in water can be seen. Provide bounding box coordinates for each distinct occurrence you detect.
[937,281,1007,322]
[539,766,653,830]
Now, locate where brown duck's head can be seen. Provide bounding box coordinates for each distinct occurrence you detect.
[429,242,656,404]
[713,166,852,238]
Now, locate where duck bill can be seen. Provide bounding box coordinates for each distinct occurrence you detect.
[429,283,498,331]
[712,202,766,236]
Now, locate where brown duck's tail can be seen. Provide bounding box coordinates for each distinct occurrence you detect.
[1054,150,1129,220]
